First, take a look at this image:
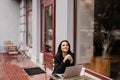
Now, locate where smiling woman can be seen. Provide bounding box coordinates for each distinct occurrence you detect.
[52,40,75,74]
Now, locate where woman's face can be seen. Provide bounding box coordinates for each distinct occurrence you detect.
[61,41,69,53]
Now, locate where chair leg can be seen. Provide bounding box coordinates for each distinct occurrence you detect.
[17,51,28,61]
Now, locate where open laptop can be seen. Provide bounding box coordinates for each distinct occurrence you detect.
[56,66,82,78]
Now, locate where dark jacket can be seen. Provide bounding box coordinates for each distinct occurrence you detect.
[52,53,75,74]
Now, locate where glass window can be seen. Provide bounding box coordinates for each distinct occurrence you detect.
[41,4,53,53]
[76,0,94,64]
[27,11,32,46]
[45,5,53,53]
[26,0,32,47]
[41,6,44,51]
[26,0,32,10]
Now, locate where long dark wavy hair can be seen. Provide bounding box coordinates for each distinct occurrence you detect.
[57,40,72,55]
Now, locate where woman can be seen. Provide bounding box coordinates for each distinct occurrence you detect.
[52,40,75,74]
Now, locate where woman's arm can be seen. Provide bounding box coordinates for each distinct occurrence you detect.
[53,53,75,74]
[70,53,75,66]
[53,55,66,74]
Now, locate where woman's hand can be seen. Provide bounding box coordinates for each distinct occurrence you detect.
[63,54,73,64]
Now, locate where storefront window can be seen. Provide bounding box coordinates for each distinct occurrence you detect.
[76,0,94,64]
[41,6,44,51]
[26,0,32,10]
[41,1,54,54]
[45,5,53,53]
[26,0,32,47]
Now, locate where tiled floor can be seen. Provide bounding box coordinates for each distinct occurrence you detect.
[0,53,50,80]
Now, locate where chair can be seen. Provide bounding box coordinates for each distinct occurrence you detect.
[7,44,19,61]
[8,45,18,54]
[17,46,30,61]
[16,42,22,50]
[3,40,13,51]
[7,42,23,61]
[3,40,12,45]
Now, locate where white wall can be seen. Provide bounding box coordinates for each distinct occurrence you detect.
[19,0,42,64]
[0,0,19,45]
[19,0,26,49]
[56,0,73,53]
[32,0,41,63]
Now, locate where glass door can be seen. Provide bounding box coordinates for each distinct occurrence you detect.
[45,5,53,54]
[42,0,55,69]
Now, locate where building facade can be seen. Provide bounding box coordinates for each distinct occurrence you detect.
[0,0,120,79]
[0,0,93,65]
[19,0,93,65]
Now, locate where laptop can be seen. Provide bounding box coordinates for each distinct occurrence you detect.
[56,66,81,78]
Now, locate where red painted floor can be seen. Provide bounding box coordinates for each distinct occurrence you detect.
[0,53,50,80]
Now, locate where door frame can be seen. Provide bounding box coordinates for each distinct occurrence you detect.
[43,0,55,63]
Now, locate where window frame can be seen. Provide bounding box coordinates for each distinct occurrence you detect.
[26,0,32,47]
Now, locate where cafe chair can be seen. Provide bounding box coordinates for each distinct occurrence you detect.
[17,46,30,61]
[3,40,13,51]
[8,45,19,61]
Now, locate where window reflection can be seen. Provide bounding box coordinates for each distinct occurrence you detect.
[27,0,32,10]
[45,6,53,53]
[41,6,44,51]
[27,12,32,46]
[76,0,94,64]
[26,0,32,47]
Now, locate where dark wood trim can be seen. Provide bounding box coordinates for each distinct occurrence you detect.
[74,0,77,63]
[53,0,56,57]
[26,9,32,12]
[42,0,55,63]
[85,69,111,80]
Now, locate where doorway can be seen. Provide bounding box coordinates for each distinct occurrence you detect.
[41,0,55,69]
